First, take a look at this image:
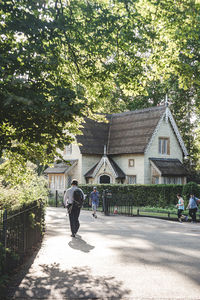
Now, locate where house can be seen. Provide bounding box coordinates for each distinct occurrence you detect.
[44,105,188,192]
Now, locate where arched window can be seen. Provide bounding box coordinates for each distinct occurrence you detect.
[99,175,110,184]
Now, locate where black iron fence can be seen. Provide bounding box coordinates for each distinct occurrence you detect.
[101,191,200,221]
[0,200,45,275]
[49,189,200,221]
[48,191,64,207]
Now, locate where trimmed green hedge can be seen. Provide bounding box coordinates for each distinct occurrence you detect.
[182,182,200,201]
[79,184,186,208]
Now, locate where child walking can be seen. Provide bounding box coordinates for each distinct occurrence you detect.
[176,194,188,223]
[90,187,99,218]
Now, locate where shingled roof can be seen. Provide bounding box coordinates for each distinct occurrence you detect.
[77,117,110,155]
[149,158,188,176]
[77,106,166,155]
[44,160,78,174]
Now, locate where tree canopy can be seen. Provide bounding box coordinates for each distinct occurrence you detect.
[0,0,199,167]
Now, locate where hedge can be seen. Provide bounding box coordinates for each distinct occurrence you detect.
[79,184,189,208]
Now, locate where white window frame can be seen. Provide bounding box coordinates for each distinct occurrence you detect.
[159,137,170,155]
[163,177,182,184]
[152,176,159,184]
[128,159,135,167]
[127,175,136,184]
[50,176,55,189]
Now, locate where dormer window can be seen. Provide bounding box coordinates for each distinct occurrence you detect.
[159,137,170,155]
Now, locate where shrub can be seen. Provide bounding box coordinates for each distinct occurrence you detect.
[0,154,48,210]
[79,184,183,208]
[182,182,200,206]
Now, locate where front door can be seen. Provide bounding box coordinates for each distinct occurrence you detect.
[99,175,110,184]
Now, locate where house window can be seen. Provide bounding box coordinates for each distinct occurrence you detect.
[50,176,55,189]
[65,144,72,155]
[176,177,182,184]
[163,177,182,184]
[50,175,64,189]
[128,159,135,167]
[59,176,64,189]
[159,137,170,155]
[127,175,136,184]
[152,176,159,184]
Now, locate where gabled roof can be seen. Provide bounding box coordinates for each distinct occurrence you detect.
[44,160,78,174]
[108,106,166,154]
[77,117,110,155]
[76,105,188,156]
[77,106,166,155]
[85,155,125,179]
[109,157,126,178]
[149,158,188,176]
[84,162,98,178]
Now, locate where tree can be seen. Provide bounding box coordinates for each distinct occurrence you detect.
[1,0,199,166]
[0,0,98,164]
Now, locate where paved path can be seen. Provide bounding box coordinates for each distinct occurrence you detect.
[8,207,200,299]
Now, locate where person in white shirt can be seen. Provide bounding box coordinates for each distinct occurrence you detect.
[64,179,84,237]
[176,194,188,223]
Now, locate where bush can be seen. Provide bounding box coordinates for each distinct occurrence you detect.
[0,155,48,210]
[79,184,183,208]
[182,182,200,206]
[0,153,47,292]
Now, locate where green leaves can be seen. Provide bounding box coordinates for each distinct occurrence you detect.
[0,0,199,166]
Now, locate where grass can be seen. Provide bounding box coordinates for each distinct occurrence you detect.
[47,195,64,207]
[85,205,190,220]
[48,198,200,221]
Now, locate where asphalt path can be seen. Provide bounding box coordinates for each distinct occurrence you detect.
[8,207,200,300]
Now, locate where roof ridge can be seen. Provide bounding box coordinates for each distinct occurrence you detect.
[111,105,166,118]
[149,157,180,161]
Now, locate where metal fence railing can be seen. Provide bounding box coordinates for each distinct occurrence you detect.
[49,190,200,222]
[0,201,44,260]
[103,194,200,221]
[48,191,64,207]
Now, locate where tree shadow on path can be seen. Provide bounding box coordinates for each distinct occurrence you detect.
[10,263,131,300]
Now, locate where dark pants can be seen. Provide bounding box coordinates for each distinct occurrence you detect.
[189,208,197,222]
[177,209,183,219]
[69,204,81,235]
